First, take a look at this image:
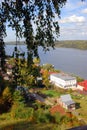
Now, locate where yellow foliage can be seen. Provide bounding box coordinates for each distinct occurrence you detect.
[2,87,12,103]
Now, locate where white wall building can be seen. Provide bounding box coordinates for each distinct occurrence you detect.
[50,73,77,89]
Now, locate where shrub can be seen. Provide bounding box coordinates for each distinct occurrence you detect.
[33,109,52,123]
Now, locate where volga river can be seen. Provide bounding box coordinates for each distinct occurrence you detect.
[5,45,87,79]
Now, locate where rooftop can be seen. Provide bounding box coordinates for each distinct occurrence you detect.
[60,94,75,104]
[51,73,76,81]
[78,80,87,90]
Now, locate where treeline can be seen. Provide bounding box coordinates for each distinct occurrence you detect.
[5,41,25,45]
[6,40,87,50]
[55,40,87,50]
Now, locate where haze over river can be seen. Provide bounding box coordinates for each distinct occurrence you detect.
[5,45,87,79]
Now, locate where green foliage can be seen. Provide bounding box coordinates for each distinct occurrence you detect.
[11,106,34,119]
[13,90,25,103]
[42,64,54,71]
[42,70,50,88]
[76,76,84,82]
[24,75,35,87]
[42,89,61,97]
[33,109,53,123]
[53,112,62,124]
[10,90,34,119]
[1,0,67,64]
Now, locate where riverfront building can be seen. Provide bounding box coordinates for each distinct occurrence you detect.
[50,73,77,89]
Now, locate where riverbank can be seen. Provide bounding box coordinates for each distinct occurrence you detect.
[6,40,87,50]
[55,40,87,50]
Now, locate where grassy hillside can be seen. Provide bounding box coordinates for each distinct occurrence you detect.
[0,121,55,130]
[55,40,87,50]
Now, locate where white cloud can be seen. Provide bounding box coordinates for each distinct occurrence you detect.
[60,15,85,23]
[59,21,87,40]
[81,32,87,36]
[82,8,87,14]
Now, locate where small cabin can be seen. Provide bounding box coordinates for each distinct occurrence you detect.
[59,94,75,110]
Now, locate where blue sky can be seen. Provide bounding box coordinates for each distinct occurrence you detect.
[4,0,87,42]
[59,0,87,40]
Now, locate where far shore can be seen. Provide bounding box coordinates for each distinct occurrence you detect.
[5,40,87,50]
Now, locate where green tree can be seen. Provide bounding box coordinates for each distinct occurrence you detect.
[1,0,67,62]
[0,0,84,90]
[11,90,25,117]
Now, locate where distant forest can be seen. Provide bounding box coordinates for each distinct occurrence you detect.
[55,40,87,50]
[6,41,25,45]
[6,40,87,50]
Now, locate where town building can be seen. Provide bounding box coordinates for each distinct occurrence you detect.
[78,80,87,91]
[58,94,75,110]
[50,73,77,89]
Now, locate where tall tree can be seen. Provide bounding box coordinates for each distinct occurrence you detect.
[1,0,67,61]
[0,9,6,72]
[0,0,85,63]
[0,0,67,88]
[0,0,84,87]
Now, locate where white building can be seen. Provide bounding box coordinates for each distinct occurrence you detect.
[50,73,77,89]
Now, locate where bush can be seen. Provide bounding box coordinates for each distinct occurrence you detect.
[33,109,52,123]
[11,107,34,119]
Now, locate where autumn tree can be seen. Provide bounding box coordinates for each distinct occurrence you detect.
[42,69,50,88]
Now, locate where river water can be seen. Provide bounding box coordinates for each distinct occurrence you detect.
[5,45,87,79]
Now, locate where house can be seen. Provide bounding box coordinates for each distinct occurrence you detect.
[50,73,77,89]
[59,94,75,110]
[78,80,87,91]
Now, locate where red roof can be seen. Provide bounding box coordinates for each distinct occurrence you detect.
[78,80,87,90]
[50,105,65,115]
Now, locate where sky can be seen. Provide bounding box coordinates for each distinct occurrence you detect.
[59,0,87,40]
[4,0,87,42]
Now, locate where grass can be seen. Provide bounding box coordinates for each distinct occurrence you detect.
[41,89,62,97]
[0,117,69,130]
[0,113,54,130]
[71,92,87,123]
[0,119,76,130]
[0,88,87,130]
[0,122,55,130]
